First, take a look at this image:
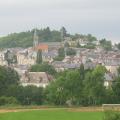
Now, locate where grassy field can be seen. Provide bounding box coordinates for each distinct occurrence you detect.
[0,109,103,120]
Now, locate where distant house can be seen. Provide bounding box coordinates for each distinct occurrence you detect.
[52,61,65,72]
[42,50,58,63]
[104,73,114,88]
[17,50,36,66]
[84,61,96,70]
[105,64,119,76]
[0,51,7,66]
[77,38,88,46]
[21,72,53,88]
[52,61,80,72]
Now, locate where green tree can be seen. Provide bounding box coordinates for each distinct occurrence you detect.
[60,27,67,41]
[79,63,85,80]
[115,43,120,50]
[100,39,112,51]
[104,110,120,120]
[0,96,19,106]
[0,66,19,96]
[87,34,97,42]
[54,47,65,61]
[36,50,42,64]
[64,42,70,48]
[4,50,17,65]
[45,70,83,105]
[112,77,120,103]
[6,85,43,105]
[30,63,56,76]
[83,65,106,105]
[66,48,76,56]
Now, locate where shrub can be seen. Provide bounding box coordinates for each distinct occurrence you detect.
[0,96,19,106]
[104,110,120,120]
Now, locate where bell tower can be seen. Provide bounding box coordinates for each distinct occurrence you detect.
[33,29,39,49]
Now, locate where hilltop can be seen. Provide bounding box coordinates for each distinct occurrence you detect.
[0,27,61,48]
[0,27,98,48]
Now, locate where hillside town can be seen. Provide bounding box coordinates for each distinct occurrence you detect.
[0,28,120,88]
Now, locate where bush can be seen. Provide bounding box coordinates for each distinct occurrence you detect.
[104,110,120,120]
[0,96,19,106]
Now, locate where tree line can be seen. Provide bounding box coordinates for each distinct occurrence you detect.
[0,64,120,106]
[0,26,113,50]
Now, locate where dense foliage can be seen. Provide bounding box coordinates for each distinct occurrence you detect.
[0,27,101,49]
[104,110,120,120]
[100,39,112,51]
[66,48,76,56]
[1,65,120,106]
[30,63,57,75]
[0,27,61,48]
[45,65,108,106]
[0,66,19,96]
[54,47,65,61]
[115,43,120,50]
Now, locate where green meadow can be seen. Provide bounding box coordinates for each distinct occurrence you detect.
[0,109,103,120]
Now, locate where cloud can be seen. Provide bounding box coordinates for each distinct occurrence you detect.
[0,0,120,42]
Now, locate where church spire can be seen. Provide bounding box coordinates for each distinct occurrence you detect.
[33,29,39,49]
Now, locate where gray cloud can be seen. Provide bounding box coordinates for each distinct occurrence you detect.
[0,0,120,43]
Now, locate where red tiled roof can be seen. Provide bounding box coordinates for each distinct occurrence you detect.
[36,44,48,51]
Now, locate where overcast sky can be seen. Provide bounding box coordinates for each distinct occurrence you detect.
[0,0,120,43]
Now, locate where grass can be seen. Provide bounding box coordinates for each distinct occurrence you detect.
[0,109,103,120]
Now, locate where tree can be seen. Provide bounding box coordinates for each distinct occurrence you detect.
[66,48,76,56]
[45,70,83,105]
[60,27,67,41]
[87,34,97,42]
[117,66,120,76]
[36,50,42,64]
[0,28,61,48]
[64,42,70,48]
[115,43,120,50]
[83,65,106,105]
[45,77,66,105]
[4,50,17,65]
[0,66,19,96]
[100,39,112,51]
[6,85,43,105]
[104,110,120,120]
[112,77,120,103]
[30,63,56,76]
[54,47,65,61]
[0,96,19,106]
[79,64,85,80]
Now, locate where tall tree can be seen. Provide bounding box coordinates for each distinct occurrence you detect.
[83,65,106,105]
[4,50,16,66]
[66,48,76,56]
[0,66,19,95]
[60,27,67,41]
[79,63,85,80]
[58,48,65,58]
[36,50,42,64]
[100,39,112,51]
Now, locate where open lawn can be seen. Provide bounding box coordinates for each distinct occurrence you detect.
[0,109,103,120]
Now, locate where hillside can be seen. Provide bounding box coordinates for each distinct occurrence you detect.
[0,27,99,48]
[0,27,61,48]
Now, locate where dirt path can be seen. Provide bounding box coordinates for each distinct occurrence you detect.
[68,107,103,112]
[0,107,104,113]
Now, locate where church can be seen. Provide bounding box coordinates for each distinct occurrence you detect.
[33,29,48,53]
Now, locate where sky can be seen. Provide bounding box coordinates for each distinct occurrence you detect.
[0,0,120,43]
